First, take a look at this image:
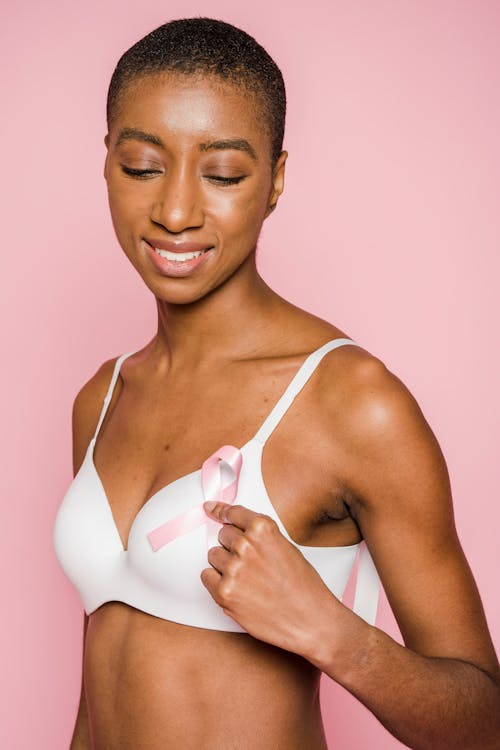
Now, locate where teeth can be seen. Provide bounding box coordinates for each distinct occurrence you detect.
[154,247,205,261]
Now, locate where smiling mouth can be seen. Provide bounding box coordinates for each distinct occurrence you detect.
[152,247,210,262]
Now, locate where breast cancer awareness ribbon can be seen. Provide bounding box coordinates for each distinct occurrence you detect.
[146,445,243,552]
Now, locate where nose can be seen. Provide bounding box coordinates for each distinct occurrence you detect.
[150,166,204,233]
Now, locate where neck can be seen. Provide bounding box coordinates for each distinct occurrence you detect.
[151,258,286,366]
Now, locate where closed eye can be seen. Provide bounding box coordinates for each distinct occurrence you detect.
[205,175,246,186]
[120,166,246,185]
[121,166,161,179]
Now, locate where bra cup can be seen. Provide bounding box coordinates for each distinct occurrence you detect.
[127,472,215,599]
[53,444,363,627]
[54,452,121,573]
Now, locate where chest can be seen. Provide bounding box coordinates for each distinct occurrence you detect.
[92,366,359,551]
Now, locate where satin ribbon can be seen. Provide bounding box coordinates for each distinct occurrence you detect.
[146,445,242,552]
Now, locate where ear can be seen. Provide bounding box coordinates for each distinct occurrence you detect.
[103,134,110,179]
[264,150,288,218]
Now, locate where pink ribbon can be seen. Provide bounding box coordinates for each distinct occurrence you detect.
[146,444,242,552]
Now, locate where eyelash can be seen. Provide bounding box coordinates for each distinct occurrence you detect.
[120,166,245,185]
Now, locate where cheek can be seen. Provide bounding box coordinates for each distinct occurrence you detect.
[107,183,148,237]
[207,188,268,238]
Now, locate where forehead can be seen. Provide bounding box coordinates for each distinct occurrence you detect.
[111,72,269,148]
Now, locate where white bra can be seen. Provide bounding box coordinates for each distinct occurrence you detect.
[53,338,380,632]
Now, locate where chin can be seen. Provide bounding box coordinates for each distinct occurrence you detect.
[147,279,213,306]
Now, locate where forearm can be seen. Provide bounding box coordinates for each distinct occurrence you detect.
[306,600,500,750]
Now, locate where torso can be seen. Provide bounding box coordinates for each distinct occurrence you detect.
[85,606,324,749]
[76,318,372,749]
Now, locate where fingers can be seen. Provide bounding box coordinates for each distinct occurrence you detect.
[202,503,281,613]
[203,519,251,586]
[200,566,221,600]
[207,543,232,574]
[217,522,246,553]
[207,522,249,572]
[204,501,269,532]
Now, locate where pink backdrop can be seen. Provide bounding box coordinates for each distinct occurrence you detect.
[2,1,499,748]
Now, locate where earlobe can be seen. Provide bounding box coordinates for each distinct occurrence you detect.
[264,201,277,219]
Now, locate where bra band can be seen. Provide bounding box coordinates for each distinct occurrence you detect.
[253,338,359,445]
[353,541,380,625]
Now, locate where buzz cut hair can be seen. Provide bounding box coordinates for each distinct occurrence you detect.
[106,17,287,166]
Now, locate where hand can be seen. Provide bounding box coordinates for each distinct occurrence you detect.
[201,501,342,658]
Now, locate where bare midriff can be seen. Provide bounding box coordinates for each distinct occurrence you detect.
[84,601,327,750]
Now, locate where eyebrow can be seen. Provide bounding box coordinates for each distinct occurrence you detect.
[199,138,257,161]
[115,128,258,161]
[116,128,165,148]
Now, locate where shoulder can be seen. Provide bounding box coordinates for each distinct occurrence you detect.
[316,342,449,509]
[317,341,432,441]
[71,355,122,474]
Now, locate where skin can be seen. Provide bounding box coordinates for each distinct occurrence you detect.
[69,71,500,750]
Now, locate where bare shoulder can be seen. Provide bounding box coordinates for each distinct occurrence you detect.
[317,341,434,441]
[316,342,449,512]
[71,355,122,475]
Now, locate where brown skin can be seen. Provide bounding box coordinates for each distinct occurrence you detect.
[69,72,500,750]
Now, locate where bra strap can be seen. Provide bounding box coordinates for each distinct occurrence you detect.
[92,351,137,441]
[352,542,380,625]
[253,338,359,445]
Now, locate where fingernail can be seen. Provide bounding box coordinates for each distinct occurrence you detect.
[204,501,216,512]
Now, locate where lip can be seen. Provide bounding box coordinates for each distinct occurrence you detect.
[143,238,213,278]
[143,238,213,253]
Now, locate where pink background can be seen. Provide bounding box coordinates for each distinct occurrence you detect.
[2,1,499,748]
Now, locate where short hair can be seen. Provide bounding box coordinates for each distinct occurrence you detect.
[106,17,286,166]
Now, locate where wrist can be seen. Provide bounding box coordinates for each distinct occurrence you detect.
[297,593,350,671]
[302,596,379,682]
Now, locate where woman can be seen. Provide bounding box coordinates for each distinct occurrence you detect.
[53,17,500,750]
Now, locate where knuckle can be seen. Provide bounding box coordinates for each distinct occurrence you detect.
[233,536,251,557]
[248,514,277,537]
[224,557,240,578]
[219,578,235,602]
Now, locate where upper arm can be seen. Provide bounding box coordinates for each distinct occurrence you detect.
[69,359,118,742]
[339,355,498,676]
[70,362,115,734]
[71,357,119,475]
[71,612,91,743]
